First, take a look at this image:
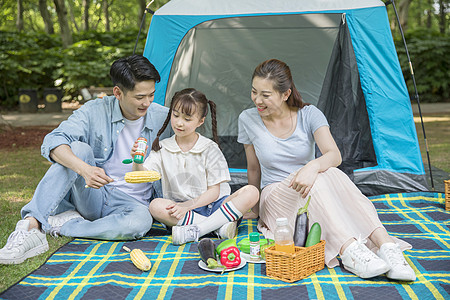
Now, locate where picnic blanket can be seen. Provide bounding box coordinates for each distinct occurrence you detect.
[1,192,449,300]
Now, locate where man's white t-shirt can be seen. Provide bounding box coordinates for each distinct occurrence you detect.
[103,117,152,204]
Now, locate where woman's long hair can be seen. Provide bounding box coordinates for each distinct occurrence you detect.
[252,59,307,109]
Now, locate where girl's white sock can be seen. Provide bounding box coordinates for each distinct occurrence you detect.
[177,210,207,226]
[196,201,242,237]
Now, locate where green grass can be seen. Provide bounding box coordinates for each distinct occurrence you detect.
[0,148,72,292]
[0,114,448,293]
[414,115,450,173]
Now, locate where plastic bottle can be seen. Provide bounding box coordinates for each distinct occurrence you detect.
[274,217,295,253]
[249,232,260,261]
[133,137,147,164]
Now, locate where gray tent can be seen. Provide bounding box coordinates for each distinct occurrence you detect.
[143,0,428,195]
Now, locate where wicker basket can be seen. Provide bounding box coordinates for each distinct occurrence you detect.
[265,240,325,283]
[445,180,450,211]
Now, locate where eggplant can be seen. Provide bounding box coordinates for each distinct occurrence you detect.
[294,196,311,247]
[197,238,225,272]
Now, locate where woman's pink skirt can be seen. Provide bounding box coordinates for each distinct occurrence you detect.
[258,167,412,268]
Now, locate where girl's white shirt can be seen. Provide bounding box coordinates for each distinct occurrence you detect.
[143,133,231,203]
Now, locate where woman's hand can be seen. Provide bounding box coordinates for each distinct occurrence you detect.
[289,160,320,198]
[166,202,190,220]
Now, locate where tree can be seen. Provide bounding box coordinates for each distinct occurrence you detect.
[16,0,23,32]
[83,0,90,31]
[138,0,146,29]
[39,0,55,34]
[103,0,111,31]
[439,0,448,34]
[398,0,413,31]
[53,0,73,47]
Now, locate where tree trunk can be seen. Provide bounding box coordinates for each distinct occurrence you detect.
[138,0,146,28]
[439,0,446,34]
[53,0,73,48]
[426,0,433,28]
[67,0,80,32]
[83,0,90,31]
[39,0,55,34]
[398,0,413,31]
[16,0,24,32]
[103,0,111,31]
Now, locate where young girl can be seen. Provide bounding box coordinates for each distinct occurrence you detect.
[132,88,259,245]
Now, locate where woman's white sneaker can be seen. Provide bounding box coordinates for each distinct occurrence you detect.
[341,237,390,279]
[0,220,49,264]
[378,242,416,281]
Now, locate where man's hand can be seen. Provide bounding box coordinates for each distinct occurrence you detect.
[82,165,114,189]
[166,202,190,221]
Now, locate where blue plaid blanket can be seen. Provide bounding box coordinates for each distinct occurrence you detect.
[1,192,449,300]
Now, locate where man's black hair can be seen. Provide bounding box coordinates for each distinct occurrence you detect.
[109,54,161,92]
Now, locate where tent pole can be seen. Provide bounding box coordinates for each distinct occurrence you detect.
[133,1,155,55]
[385,0,435,191]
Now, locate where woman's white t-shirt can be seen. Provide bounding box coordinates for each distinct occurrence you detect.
[237,105,329,189]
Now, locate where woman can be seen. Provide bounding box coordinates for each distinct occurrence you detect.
[237,59,415,281]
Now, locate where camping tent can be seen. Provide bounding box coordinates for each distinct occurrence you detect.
[143,0,429,195]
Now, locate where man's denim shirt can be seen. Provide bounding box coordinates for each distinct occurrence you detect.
[41,95,171,199]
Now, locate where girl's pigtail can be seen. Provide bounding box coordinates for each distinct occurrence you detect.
[208,100,220,147]
[151,106,172,151]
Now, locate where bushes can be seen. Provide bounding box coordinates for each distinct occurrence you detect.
[0,29,145,109]
[394,30,450,102]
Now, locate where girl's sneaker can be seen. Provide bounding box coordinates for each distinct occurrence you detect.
[377,242,416,281]
[340,237,390,279]
[172,224,200,245]
[214,221,237,240]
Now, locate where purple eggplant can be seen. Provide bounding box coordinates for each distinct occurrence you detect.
[294,196,311,247]
[198,238,225,272]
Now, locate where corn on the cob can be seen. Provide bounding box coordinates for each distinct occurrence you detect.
[123,246,152,271]
[124,171,161,183]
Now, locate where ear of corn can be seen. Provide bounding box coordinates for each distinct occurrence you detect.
[125,170,161,183]
[123,246,151,271]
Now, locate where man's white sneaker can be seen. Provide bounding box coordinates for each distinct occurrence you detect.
[172,224,200,245]
[0,220,49,264]
[341,237,390,279]
[214,221,237,240]
[48,210,84,228]
[378,242,416,281]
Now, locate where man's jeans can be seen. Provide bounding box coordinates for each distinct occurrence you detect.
[21,141,153,240]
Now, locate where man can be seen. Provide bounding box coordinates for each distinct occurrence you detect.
[0,54,171,264]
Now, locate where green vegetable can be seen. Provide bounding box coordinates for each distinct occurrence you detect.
[305,222,321,247]
[238,237,274,254]
[216,239,238,255]
[259,241,275,260]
